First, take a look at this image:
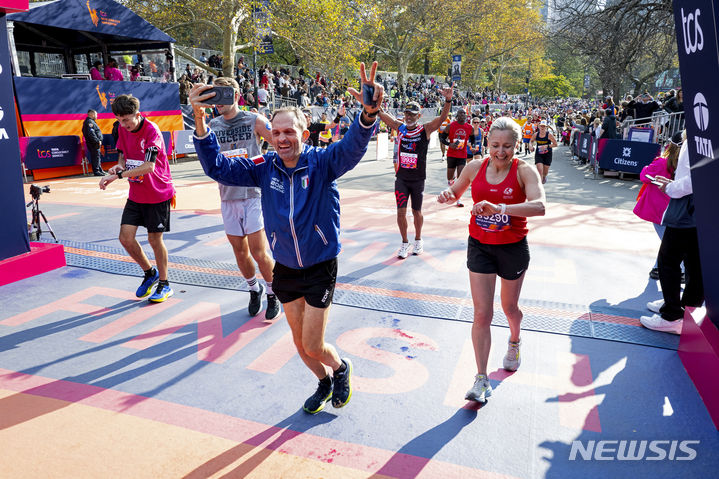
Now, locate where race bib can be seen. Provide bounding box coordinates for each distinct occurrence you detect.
[399,152,418,169]
[225,148,248,160]
[125,158,144,183]
[474,213,511,232]
[538,145,549,154]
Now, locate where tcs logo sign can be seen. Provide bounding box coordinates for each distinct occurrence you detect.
[36,149,52,158]
[681,8,704,54]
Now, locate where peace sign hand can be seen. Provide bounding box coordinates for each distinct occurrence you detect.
[347,61,384,115]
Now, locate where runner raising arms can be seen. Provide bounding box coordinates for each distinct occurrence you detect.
[437,117,546,403]
[378,85,454,259]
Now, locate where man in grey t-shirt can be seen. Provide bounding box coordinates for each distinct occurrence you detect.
[204,77,280,319]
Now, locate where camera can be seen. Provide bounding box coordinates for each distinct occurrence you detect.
[29,184,50,200]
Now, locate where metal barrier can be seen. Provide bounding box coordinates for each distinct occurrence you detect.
[621,111,685,145]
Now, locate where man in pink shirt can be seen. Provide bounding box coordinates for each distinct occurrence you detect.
[99,95,176,302]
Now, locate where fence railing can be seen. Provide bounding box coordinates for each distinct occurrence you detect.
[621,111,685,146]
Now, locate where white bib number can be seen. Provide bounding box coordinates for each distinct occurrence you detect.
[474,213,511,232]
[399,152,418,169]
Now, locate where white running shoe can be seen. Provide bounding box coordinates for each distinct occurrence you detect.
[647,299,664,314]
[412,239,424,255]
[465,374,492,403]
[397,242,411,259]
[640,313,683,335]
[503,339,521,371]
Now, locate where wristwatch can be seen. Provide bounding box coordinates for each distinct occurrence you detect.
[117,169,124,179]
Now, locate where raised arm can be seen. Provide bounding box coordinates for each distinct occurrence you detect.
[425,85,454,134]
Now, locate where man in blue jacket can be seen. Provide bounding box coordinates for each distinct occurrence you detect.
[190,62,384,414]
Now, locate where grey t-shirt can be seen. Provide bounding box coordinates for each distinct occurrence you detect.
[209,111,265,201]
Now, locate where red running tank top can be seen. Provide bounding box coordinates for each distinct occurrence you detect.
[469,158,528,244]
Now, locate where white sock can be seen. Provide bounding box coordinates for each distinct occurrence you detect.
[246,276,260,292]
[266,282,274,295]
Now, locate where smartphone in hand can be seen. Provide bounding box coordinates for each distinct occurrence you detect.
[205,86,235,105]
[362,84,377,107]
[645,174,664,186]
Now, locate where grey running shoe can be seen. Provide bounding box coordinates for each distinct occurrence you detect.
[503,339,521,371]
[248,283,265,316]
[265,294,281,320]
[465,374,492,403]
[412,239,424,255]
[332,358,353,408]
[398,242,411,259]
[303,378,333,414]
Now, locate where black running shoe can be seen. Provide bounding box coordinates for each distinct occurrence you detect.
[332,358,353,408]
[303,378,333,414]
[266,294,280,320]
[248,283,265,316]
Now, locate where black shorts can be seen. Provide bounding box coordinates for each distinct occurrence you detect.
[535,153,553,166]
[395,177,425,210]
[447,156,467,169]
[121,198,171,233]
[272,257,338,308]
[467,235,530,280]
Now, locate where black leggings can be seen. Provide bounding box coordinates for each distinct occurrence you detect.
[658,227,704,321]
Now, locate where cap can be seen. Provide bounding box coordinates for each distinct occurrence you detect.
[404,102,421,114]
[670,131,684,146]
[539,120,548,126]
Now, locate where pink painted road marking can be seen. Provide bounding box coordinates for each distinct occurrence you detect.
[122,302,281,364]
[0,286,129,326]
[414,249,465,273]
[336,327,439,394]
[349,241,389,263]
[0,369,519,478]
[444,340,602,431]
[246,331,296,374]
[78,298,180,343]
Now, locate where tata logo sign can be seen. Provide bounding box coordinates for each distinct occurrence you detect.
[681,8,704,54]
[693,92,709,131]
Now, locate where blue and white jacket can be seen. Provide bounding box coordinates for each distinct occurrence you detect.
[194,115,375,269]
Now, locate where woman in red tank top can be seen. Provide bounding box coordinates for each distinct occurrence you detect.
[437,117,546,403]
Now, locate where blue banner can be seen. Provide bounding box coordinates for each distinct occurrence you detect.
[673,0,719,327]
[451,55,461,83]
[0,14,31,259]
[596,139,660,175]
[576,132,591,159]
[21,136,82,169]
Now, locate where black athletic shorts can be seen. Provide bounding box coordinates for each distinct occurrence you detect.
[467,235,530,280]
[447,156,467,169]
[535,152,553,166]
[394,177,425,210]
[121,198,171,233]
[272,257,338,308]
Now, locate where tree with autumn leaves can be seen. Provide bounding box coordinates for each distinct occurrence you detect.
[118,0,574,96]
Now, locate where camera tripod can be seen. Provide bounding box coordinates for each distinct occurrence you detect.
[26,197,58,243]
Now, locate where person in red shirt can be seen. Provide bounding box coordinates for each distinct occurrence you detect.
[441,109,474,207]
[437,116,546,403]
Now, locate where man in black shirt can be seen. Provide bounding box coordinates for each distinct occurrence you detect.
[378,85,453,259]
[82,109,105,176]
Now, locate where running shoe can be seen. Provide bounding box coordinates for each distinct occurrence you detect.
[456,199,464,207]
[266,293,281,320]
[303,378,333,414]
[149,282,173,303]
[332,358,353,408]
[640,313,683,335]
[248,283,265,316]
[136,268,159,298]
[465,374,492,403]
[412,239,424,255]
[398,242,411,259]
[503,339,521,371]
[649,267,659,280]
[647,299,664,314]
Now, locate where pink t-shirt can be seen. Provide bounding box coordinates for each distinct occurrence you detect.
[117,118,175,204]
[105,66,124,81]
[90,68,103,81]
